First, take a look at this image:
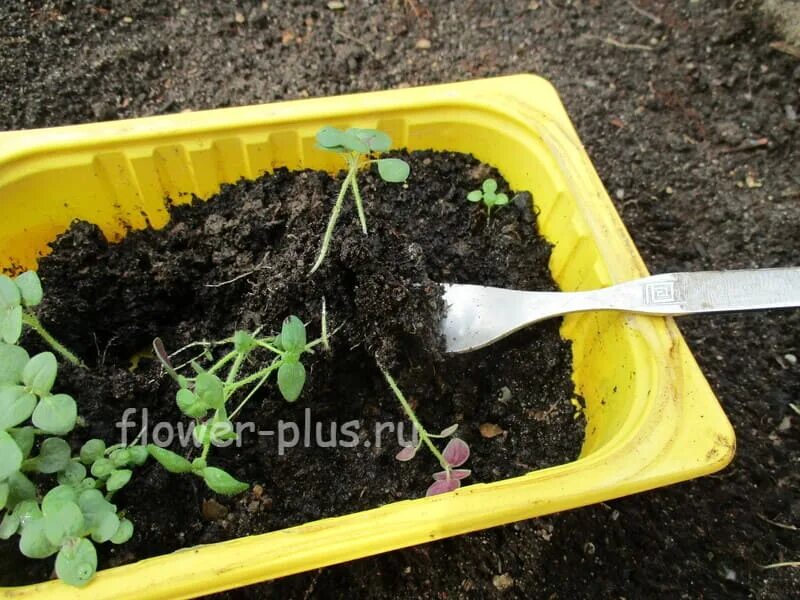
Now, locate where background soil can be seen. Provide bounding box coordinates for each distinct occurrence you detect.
[1,1,798,598]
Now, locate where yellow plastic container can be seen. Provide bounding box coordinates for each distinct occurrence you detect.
[0,75,734,599]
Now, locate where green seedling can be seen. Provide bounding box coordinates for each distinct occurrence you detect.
[0,271,83,366]
[310,126,410,273]
[467,178,509,221]
[0,324,145,587]
[379,365,471,497]
[150,312,333,496]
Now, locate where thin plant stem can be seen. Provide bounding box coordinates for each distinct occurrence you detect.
[229,370,273,421]
[226,360,281,394]
[350,161,368,234]
[310,168,356,274]
[208,350,238,375]
[21,311,83,367]
[379,365,449,473]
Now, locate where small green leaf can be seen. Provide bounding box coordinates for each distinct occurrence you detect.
[1,305,22,344]
[79,439,106,465]
[0,275,21,309]
[494,192,509,206]
[14,272,43,307]
[346,128,392,152]
[316,126,346,149]
[33,437,72,473]
[19,517,58,559]
[110,449,131,468]
[200,466,249,496]
[147,444,193,473]
[32,393,77,435]
[105,469,132,492]
[0,430,23,480]
[6,471,36,507]
[209,420,237,444]
[0,512,19,539]
[90,457,115,479]
[277,361,306,402]
[57,461,87,486]
[192,423,211,447]
[467,190,483,202]
[41,485,79,515]
[233,330,255,353]
[90,511,120,543]
[78,477,97,491]
[0,343,29,385]
[191,457,207,471]
[195,372,225,410]
[127,445,148,466]
[110,518,133,545]
[176,388,206,418]
[0,386,37,430]
[43,501,84,546]
[78,489,116,533]
[338,131,370,154]
[482,178,498,194]
[55,537,97,587]
[376,158,410,183]
[280,316,307,353]
[12,498,42,524]
[22,352,58,397]
[9,426,35,459]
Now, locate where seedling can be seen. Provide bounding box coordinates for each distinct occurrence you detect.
[149,313,332,495]
[467,178,509,220]
[0,271,83,366]
[379,365,471,496]
[0,329,145,587]
[310,126,410,273]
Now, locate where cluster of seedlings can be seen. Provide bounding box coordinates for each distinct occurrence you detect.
[0,127,511,586]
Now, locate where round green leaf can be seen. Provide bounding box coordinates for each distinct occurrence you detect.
[14,272,43,307]
[110,518,133,545]
[79,439,106,465]
[279,316,307,353]
[55,537,97,587]
[0,512,19,539]
[19,517,58,559]
[376,158,410,183]
[34,437,72,473]
[90,510,120,543]
[105,469,132,493]
[200,466,249,496]
[6,471,36,507]
[90,457,115,479]
[44,501,84,546]
[32,393,77,435]
[78,489,116,532]
[0,430,23,480]
[0,343,29,385]
[0,275,21,309]
[147,444,193,473]
[58,461,87,486]
[467,190,483,202]
[195,372,225,410]
[127,445,148,466]
[337,131,370,153]
[277,361,306,403]
[0,386,36,430]
[346,128,392,152]
[316,126,346,149]
[1,305,22,344]
[42,485,79,516]
[494,192,509,206]
[110,449,131,468]
[482,178,498,194]
[22,352,58,397]
[176,388,207,418]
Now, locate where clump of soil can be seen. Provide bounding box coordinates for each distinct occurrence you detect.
[0,151,582,586]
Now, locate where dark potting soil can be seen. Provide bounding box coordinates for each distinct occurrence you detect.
[0,150,583,587]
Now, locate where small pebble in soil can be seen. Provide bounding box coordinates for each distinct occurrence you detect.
[493,573,514,591]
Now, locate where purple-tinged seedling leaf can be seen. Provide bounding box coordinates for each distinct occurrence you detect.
[395,445,417,462]
[426,478,461,497]
[432,469,471,481]
[152,338,181,382]
[438,424,458,437]
[442,438,470,467]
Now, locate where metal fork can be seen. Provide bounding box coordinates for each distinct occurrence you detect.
[441,268,800,353]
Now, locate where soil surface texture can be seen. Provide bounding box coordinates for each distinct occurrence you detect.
[1,1,798,598]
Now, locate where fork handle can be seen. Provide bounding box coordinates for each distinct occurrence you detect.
[597,268,800,316]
